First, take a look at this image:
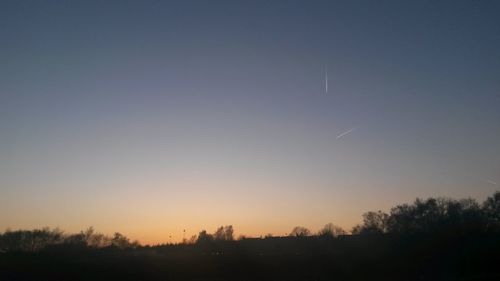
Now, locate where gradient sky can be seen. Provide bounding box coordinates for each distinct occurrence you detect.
[1,0,499,244]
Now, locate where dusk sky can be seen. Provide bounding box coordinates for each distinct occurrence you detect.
[1,0,499,244]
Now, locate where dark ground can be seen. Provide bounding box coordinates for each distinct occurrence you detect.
[1,233,499,281]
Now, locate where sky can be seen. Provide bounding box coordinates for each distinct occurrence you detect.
[1,0,499,244]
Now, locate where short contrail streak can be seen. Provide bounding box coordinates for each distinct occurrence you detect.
[336,128,355,139]
[481,178,498,185]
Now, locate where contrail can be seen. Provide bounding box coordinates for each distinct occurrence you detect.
[336,128,355,139]
[325,65,328,94]
[481,178,498,185]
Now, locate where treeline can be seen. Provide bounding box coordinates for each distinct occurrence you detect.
[0,227,139,252]
[351,190,500,235]
[249,190,500,238]
[1,191,499,253]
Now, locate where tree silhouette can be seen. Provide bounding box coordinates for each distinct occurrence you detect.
[289,226,311,237]
[350,195,498,236]
[213,225,234,241]
[352,211,389,234]
[318,223,346,237]
[111,232,133,248]
[0,228,66,252]
[386,197,487,234]
[483,191,500,231]
[196,230,213,243]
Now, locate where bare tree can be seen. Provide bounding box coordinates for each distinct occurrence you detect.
[196,230,213,243]
[111,232,131,249]
[318,223,346,237]
[213,225,234,241]
[289,226,311,237]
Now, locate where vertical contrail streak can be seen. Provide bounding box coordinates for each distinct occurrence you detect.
[325,65,328,93]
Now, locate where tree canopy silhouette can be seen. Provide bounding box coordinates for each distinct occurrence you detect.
[289,226,311,237]
[196,225,234,244]
[318,223,346,237]
[351,191,500,235]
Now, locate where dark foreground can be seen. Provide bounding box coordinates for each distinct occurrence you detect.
[1,233,499,281]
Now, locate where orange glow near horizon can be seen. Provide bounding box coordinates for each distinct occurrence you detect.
[3,177,495,244]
